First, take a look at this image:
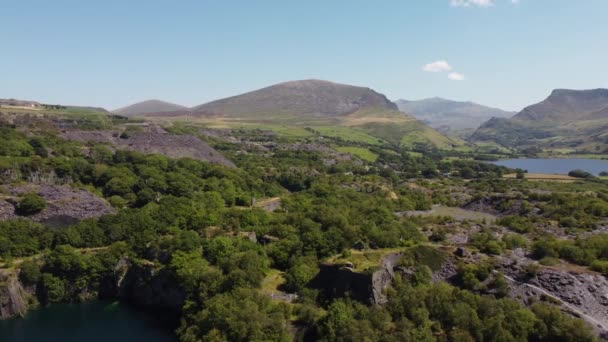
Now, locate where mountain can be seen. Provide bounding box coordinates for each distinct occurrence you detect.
[192,79,398,118]
[175,79,459,148]
[395,98,514,135]
[513,89,608,121]
[113,100,187,116]
[471,89,608,152]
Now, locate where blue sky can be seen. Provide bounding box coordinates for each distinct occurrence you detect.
[1,0,607,111]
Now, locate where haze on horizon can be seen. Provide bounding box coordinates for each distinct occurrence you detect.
[1,0,607,111]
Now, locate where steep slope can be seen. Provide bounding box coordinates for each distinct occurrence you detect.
[191,79,398,119]
[150,79,459,149]
[396,98,514,133]
[514,89,608,121]
[471,89,608,152]
[114,100,187,116]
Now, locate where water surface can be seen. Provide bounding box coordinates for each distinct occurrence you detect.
[0,301,176,342]
[492,158,608,175]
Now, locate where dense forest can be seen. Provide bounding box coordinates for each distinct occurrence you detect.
[1,113,607,342]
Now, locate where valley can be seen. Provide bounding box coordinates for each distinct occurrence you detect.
[2,86,608,341]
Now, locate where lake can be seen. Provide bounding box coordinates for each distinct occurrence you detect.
[0,301,177,342]
[492,158,608,175]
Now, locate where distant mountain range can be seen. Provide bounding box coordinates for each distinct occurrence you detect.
[18,83,608,153]
[113,100,186,116]
[395,98,514,135]
[471,88,608,152]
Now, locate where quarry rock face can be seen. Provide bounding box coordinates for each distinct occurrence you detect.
[62,129,235,167]
[500,253,608,336]
[0,270,28,320]
[0,185,116,226]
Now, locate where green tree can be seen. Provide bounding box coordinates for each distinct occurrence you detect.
[40,273,66,303]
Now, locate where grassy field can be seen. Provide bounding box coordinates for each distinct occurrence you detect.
[325,245,447,272]
[336,146,379,162]
[503,173,578,182]
[146,107,462,150]
[311,126,383,145]
[326,247,405,271]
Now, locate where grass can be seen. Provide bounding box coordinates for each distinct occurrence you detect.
[325,247,405,271]
[336,146,378,162]
[503,173,578,182]
[260,269,286,294]
[311,126,383,145]
[401,245,447,271]
[147,107,462,151]
[406,151,424,158]
[325,245,448,273]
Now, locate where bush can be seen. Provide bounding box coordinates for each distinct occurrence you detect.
[502,233,527,250]
[591,260,608,274]
[18,260,42,285]
[40,273,66,303]
[497,215,534,233]
[16,193,47,216]
[568,169,594,179]
[539,257,559,266]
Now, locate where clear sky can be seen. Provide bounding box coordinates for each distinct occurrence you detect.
[1,0,607,111]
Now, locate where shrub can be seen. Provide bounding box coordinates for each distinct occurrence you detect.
[16,193,47,216]
[568,169,594,179]
[590,260,608,274]
[497,215,534,233]
[502,233,527,250]
[539,257,559,266]
[18,260,41,285]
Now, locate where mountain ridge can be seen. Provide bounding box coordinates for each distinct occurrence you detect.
[113,99,187,116]
[471,88,608,152]
[191,79,398,117]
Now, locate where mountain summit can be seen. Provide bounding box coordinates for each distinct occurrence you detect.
[113,99,187,116]
[192,79,398,117]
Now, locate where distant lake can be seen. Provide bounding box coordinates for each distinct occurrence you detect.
[492,158,608,175]
[0,301,176,342]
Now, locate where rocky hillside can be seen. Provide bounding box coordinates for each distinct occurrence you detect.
[471,88,608,152]
[515,89,608,121]
[114,100,187,116]
[191,79,398,118]
[62,126,235,167]
[143,80,460,149]
[396,97,514,135]
[0,185,116,227]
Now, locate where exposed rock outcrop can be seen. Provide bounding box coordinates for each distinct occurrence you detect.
[313,250,457,305]
[101,258,185,319]
[0,270,29,319]
[499,252,608,336]
[0,185,115,226]
[62,129,235,167]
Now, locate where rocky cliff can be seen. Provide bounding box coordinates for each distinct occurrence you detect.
[0,270,29,319]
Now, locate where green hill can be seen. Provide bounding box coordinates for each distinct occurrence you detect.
[147,80,460,149]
